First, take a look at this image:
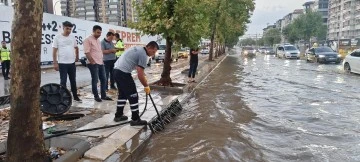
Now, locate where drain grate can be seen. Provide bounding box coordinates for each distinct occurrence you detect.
[0,95,10,107]
[148,99,183,133]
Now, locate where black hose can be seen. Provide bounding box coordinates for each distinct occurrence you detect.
[44,94,150,140]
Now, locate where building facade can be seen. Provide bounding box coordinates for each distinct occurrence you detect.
[304,1,316,12]
[60,0,140,26]
[314,0,329,25]
[328,0,360,40]
[1,0,53,13]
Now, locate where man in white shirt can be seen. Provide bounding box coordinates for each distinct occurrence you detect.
[52,21,81,102]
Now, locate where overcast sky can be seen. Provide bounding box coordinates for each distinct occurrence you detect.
[246,0,308,35]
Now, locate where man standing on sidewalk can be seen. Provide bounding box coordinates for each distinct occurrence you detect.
[52,21,81,102]
[83,25,113,102]
[113,41,158,126]
[101,32,117,90]
[0,41,11,80]
[114,33,125,59]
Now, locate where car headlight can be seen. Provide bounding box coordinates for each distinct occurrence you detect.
[297,51,300,54]
[244,51,248,54]
[319,55,325,58]
[286,52,290,54]
[253,50,256,53]
[337,54,341,58]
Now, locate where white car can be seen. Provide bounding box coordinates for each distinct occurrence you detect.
[343,49,360,74]
[201,48,209,54]
[155,44,166,62]
[276,44,300,59]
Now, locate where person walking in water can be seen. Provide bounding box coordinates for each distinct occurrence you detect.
[0,41,11,80]
[188,48,199,83]
[52,21,82,102]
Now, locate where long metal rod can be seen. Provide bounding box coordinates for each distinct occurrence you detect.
[148,94,165,129]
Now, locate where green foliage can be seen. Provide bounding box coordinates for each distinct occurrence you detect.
[263,28,281,46]
[282,11,327,43]
[129,0,209,49]
[239,38,256,46]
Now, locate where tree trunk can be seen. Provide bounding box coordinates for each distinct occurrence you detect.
[158,37,173,86]
[209,29,216,61]
[209,1,221,61]
[6,0,47,161]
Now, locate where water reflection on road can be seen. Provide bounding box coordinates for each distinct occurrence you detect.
[140,48,360,162]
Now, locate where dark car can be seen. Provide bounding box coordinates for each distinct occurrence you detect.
[264,47,275,55]
[306,46,341,64]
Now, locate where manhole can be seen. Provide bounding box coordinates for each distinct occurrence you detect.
[45,113,85,121]
[40,83,72,115]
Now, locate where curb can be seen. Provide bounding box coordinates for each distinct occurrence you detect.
[122,54,228,162]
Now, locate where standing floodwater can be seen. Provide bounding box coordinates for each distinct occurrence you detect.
[139,48,360,162]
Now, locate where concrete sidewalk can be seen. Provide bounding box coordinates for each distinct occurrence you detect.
[41,54,225,162]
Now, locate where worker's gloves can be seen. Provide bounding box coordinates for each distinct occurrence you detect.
[144,86,151,95]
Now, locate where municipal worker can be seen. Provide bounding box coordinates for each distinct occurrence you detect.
[113,41,159,126]
[0,41,11,80]
[114,33,125,59]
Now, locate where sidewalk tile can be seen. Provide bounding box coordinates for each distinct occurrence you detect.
[84,138,126,160]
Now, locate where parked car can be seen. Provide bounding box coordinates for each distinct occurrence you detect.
[343,49,360,74]
[178,47,189,58]
[155,44,166,62]
[306,46,341,64]
[259,47,267,54]
[241,46,256,57]
[201,48,209,55]
[276,44,300,59]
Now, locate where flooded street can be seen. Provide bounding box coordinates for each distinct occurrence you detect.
[139,48,360,162]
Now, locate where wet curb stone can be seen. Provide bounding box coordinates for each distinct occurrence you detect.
[0,135,90,161]
[122,54,228,162]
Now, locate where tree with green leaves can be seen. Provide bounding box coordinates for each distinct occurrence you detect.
[282,23,300,44]
[239,38,256,46]
[257,37,265,46]
[282,11,326,43]
[206,0,255,60]
[130,0,208,86]
[263,28,281,46]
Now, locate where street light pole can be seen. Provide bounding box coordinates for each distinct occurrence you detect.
[53,0,60,15]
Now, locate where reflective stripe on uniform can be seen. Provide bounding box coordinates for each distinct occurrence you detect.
[0,48,10,61]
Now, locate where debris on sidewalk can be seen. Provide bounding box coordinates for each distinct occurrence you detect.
[49,147,66,159]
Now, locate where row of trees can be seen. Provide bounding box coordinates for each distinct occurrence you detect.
[239,28,282,47]
[240,11,327,47]
[6,0,255,161]
[130,0,255,86]
[282,11,327,44]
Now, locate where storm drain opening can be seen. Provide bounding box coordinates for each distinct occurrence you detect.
[148,99,183,133]
[45,113,85,121]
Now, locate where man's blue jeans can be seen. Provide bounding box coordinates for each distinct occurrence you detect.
[87,64,107,98]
